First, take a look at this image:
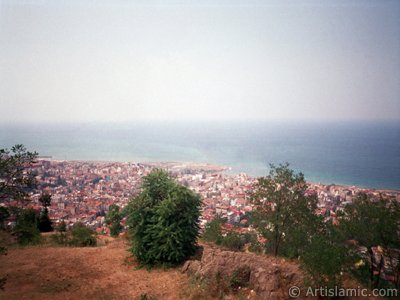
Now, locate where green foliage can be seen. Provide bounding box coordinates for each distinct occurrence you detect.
[220,232,245,252]
[250,163,318,257]
[121,201,134,218]
[38,208,53,232]
[242,232,257,245]
[248,239,264,254]
[37,194,53,232]
[251,164,349,291]
[338,193,400,290]
[105,204,123,237]
[58,220,67,232]
[50,221,68,246]
[0,145,40,246]
[127,169,201,266]
[300,223,348,289]
[241,232,264,254]
[230,265,251,291]
[0,206,9,229]
[203,219,260,253]
[39,194,52,208]
[69,223,97,247]
[0,144,38,203]
[14,208,41,245]
[202,217,223,244]
[50,231,68,246]
[203,218,254,252]
[140,293,157,300]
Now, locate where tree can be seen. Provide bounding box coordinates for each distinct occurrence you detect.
[0,145,38,290]
[14,208,41,245]
[0,144,38,204]
[250,163,318,257]
[0,207,9,229]
[39,193,52,208]
[105,204,123,237]
[127,169,201,266]
[202,217,223,244]
[58,219,67,232]
[300,222,349,289]
[338,193,400,290]
[38,194,53,232]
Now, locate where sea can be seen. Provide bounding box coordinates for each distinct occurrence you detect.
[1,121,399,190]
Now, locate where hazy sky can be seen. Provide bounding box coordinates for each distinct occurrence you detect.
[1,0,399,123]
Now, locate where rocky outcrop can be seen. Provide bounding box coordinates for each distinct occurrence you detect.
[182,244,305,299]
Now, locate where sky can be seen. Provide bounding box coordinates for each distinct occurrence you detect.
[0,0,399,123]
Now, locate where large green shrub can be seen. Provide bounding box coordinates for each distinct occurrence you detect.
[127,169,201,266]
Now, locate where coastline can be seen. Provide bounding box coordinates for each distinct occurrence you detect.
[37,158,400,194]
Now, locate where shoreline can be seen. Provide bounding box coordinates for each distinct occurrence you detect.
[37,158,400,193]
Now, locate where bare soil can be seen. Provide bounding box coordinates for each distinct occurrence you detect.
[0,236,187,300]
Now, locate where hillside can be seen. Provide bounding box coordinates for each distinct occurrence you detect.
[0,234,384,300]
[0,236,187,300]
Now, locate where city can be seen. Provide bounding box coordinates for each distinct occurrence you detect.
[7,159,399,235]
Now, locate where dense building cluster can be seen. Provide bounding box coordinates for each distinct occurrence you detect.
[6,160,399,233]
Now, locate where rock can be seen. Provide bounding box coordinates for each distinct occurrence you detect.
[181,260,191,273]
[182,244,304,300]
[181,260,202,275]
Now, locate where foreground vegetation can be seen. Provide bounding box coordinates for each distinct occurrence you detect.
[125,169,201,266]
[202,164,400,295]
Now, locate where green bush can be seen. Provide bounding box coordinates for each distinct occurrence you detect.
[58,220,67,232]
[248,240,264,254]
[50,232,68,246]
[105,204,123,237]
[221,232,245,251]
[38,194,53,232]
[38,208,53,232]
[127,169,201,266]
[140,294,157,300]
[14,208,41,245]
[69,223,97,247]
[0,207,9,229]
[202,217,223,244]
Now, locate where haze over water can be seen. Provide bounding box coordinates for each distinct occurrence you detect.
[1,121,399,190]
[1,1,399,189]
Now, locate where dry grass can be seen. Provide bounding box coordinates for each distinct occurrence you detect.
[0,234,187,299]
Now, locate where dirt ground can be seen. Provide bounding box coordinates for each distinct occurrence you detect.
[0,236,188,300]
[0,234,384,300]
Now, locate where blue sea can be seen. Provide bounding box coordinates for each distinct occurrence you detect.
[1,121,399,190]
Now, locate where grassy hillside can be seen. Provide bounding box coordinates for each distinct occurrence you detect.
[0,235,186,300]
